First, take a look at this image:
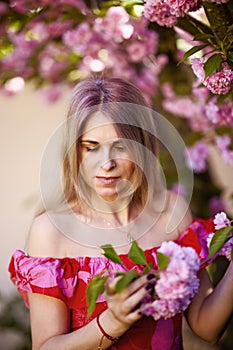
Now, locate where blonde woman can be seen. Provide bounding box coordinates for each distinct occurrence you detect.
[9,77,233,350]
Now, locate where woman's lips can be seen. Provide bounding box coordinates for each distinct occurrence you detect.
[96,176,120,185]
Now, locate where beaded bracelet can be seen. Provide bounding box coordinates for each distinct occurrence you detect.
[96,313,119,349]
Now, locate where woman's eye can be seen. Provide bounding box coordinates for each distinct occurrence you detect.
[86,146,99,152]
[115,145,125,151]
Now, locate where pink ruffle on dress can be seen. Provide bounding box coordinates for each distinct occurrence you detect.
[8,218,215,350]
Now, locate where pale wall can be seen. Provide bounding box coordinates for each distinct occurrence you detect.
[0,84,68,297]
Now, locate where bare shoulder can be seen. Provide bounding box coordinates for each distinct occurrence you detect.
[25,212,63,258]
[163,190,193,237]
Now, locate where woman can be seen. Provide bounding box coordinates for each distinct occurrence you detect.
[9,77,233,350]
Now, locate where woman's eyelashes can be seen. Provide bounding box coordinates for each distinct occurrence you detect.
[114,144,126,151]
[86,145,99,152]
[82,141,127,153]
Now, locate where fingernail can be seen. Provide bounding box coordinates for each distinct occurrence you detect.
[146,273,155,280]
[145,282,153,290]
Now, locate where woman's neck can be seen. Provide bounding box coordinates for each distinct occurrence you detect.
[84,193,138,227]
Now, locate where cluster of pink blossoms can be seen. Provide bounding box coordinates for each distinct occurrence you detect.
[162,83,211,133]
[139,211,232,320]
[207,212,233,261]
[184,141,209,173]
[0,4,167,103]
[139,241,200,320]
[62,6,164,89]
[144,0,201,27]
[162,81,233,171]
[191,58,233,95]
[144,0,230,27]
[215,135,233,167]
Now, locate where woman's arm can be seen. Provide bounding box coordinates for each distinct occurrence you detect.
[28,275,148,350]
[167,193,233,343]
[186,262,233,343]
[26,213,148,350]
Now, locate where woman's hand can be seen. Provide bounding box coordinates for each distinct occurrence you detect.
[100,274,149,336]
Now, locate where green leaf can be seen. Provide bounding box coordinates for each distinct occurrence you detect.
[231,246,233,261]
[227,51,233,63]
[208,226,233,260]
[142,263,153,275]
[121,0,144,7]
[101,244,123,264]
[128,240,147,265]
[204,53,222,78]
[86,274,109,317]
[115,271,126,276]
[193,33,215,42]
[115,269,139,292]
[157,252,170,270]
[178,44,208,65]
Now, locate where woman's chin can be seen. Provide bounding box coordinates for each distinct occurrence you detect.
[98,192,118,202]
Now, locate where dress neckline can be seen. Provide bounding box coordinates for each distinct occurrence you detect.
[22,243,160,261]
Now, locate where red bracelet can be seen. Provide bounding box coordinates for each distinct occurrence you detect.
[96,313,119,343]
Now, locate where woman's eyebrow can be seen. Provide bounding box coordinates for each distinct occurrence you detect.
[113,140,123,145]
[80,139,123,145]
[80,140,99,145]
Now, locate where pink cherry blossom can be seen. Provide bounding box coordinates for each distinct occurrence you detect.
[161,82,176,99]
[192,86,210,101]
[47,20,74,38]
[167,0,201,17]
[139,241,200,320]
[185,141,209,173]
[27,22,50,43]
[204,98,221,124]
[215,135,231,152]
[218,237,233,261]
[126,41,148,62]
[207,213,232,261]
[205,98,233,127]
[144,0,177,27]
[63,23,92,54]
[144,0,201,27]
[134,67,158,96]
[93,6,133,43]
[2,76,25,96]
[215,135,233,167]
[213,212,231,230]
[162,90,211,132]
[191,57,205,83]
[204,66,233,95]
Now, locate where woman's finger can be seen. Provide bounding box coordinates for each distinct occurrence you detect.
[105,276,122,296]
[105,274,148,300]
[126,275,148,296]
[122,282,149,314]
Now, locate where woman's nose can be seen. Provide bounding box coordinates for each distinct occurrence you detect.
[100,149,116,171]
[100,158,116,171]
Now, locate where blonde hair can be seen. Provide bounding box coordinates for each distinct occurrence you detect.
[37,76,163,216]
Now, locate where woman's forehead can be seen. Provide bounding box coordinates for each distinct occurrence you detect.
[81,112,119,141]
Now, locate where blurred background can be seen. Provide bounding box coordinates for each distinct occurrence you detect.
[1,0,233,349]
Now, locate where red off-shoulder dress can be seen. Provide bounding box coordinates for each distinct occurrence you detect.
[8,218,215,350]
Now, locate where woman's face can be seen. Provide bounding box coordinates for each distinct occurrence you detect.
[79,112,135,202]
